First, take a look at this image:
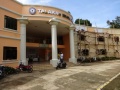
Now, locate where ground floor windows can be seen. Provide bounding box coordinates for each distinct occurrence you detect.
[3,47,17,60]
[78,49,89,56]
[79,34,86,41]
[96,49,107,55]
[114,36,119,42]
[97,36,104,42]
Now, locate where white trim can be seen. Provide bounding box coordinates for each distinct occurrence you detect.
[0,6,22,16]
[0,28,20,34]
[3,28,19,33]
[0,35,20,40]
[2,60,19,64]
[14,0,23,5]
[23,15,72,25]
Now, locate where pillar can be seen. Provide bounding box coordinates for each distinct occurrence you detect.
[49,18,60,67]
[69,24,77,64]
[18,18,28,65]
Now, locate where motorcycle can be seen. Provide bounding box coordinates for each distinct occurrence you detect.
[16,63,33,73]
[56,59,67,70]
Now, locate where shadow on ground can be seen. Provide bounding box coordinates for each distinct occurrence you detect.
[0,75,36,90]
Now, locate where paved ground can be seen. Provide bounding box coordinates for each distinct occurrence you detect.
[102,73,120,90]
[0,60,120,90]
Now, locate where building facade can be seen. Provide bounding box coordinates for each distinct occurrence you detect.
[0,0,120,68]
[0,0,77,68]
[74,25,120,61]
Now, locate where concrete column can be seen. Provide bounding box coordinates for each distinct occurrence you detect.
[18,18,28,65]
[69,24,77,64]
[49,18,60,67]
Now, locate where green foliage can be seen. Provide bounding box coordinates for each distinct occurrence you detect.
[68,11,71,14]
[75,18,92,26]
[101,57,118,61]
[107,16,120,29]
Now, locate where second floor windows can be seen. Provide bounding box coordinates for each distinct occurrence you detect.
[96,49,106,55]
[79,34,86,41]
[97,36,104,42]
[4,15,17,30]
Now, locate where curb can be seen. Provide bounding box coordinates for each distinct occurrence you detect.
[97,72,120,90]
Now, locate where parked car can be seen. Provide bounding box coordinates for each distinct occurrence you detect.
[0,65,6,79]
[0,65,18,79]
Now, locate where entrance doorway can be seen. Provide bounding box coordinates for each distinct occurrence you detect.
[26,47,52,63]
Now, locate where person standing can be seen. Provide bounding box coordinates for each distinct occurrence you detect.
[58,53,60,60]
[56,52,67,69]
[60,52,63,63]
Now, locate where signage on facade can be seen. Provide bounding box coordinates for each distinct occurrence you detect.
[38,9,60,15]
[29,7,36,15]
[29,7,73,22]
[29,7,60,15]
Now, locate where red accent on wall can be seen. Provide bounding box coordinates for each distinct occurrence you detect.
[61,33,70,61]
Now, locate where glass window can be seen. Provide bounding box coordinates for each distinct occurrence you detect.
[114,36,119,42]
[96,49,106,55]
[4,15,17,30]
[3,47,17,60]
[79,34,86,41]
[97,36,104,42]
[82,49,89,56]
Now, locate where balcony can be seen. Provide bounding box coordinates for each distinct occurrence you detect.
[26,38,65,48]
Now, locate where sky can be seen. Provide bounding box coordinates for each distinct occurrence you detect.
[16,0,120,28]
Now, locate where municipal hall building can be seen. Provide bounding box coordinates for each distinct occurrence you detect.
[0,0,120,68]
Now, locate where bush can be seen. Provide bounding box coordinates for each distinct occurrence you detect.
[4,66,17,75]
[100,57,118,61]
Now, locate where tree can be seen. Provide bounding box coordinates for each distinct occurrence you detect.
[107,16,120,29]
[75,18,92,26]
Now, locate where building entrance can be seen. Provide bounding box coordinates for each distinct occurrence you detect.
[26,47,52,63]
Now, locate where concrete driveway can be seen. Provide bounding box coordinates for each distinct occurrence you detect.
[0,60,120,90]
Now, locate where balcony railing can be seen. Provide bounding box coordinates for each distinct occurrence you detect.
[26,38,64,45]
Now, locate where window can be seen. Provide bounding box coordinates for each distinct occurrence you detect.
[79,34,86,41]
[114,36,119,42]
[97,36,104,42]
[82,49,89,56]
[4,15,17,30]
[3,47,17,60]
[96,49,106,55]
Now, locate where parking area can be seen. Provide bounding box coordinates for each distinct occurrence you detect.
[0,60,120,90]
